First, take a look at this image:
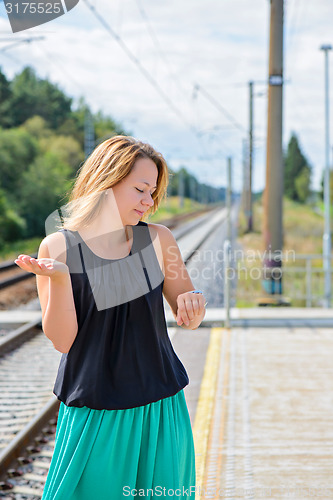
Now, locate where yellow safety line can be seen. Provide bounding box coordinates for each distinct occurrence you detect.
[214,330,230,497]
[203,328,231,498]
[192,327,223,500]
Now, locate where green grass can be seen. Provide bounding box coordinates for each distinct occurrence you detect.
[316,200,333,221]
[0,237,42,262]
[236,196,330,307]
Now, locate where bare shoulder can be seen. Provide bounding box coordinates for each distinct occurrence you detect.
[38,230,67,264]
[146,223,172,274]
[146,222,174,247]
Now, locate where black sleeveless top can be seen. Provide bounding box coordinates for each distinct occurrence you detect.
[53,221,189,410]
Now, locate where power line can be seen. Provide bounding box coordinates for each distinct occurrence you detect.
[82,0,197,137]
[133,0,190,103]
[193,82,247,134]
[133,0,212,161]
[0,36,45,53]
[34,41,87,96]
[82,0,242,182]
[285,0,301,54]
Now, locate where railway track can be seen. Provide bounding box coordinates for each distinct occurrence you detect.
[0,205,227,498]
[0,326,61,498]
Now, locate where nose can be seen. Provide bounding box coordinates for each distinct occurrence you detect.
[142,192,154,207]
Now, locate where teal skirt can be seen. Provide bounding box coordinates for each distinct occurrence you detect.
[42,389,196,499]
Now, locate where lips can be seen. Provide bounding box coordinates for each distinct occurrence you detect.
[134,209,144,216]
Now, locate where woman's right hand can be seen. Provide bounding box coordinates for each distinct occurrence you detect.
[14,254,69,280]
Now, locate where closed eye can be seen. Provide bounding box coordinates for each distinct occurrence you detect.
[136,187,156,195]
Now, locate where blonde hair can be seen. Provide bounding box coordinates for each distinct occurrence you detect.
[58,135,169,231]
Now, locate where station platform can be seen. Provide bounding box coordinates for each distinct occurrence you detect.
[166,307,333,328]
[173,325,333,499]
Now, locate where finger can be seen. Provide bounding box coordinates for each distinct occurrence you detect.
[21,256,32,263]
[176,315,183,326]
[177,300,189,326]
[15,257,44,273]
[180,304,190,326]
[17,255,33,264]
[14,257,31,267]
[184,298,195,322]
[29,258,43,270]
[192,298,200,315]
[176,309,183,325]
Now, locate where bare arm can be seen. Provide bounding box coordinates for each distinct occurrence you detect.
[149,223,206,330]
[15,233,78,353]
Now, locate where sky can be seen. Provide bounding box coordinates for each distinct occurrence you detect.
[0,0,332,194]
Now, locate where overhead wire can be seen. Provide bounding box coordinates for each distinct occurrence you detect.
[284,0,318,162]
[193,82,247,135]
[83,0,245,178]
[133,0,191,103]
[134,1,247,165]
[133,0,222,172]
[82,0,198,138]
[133,0,208,163]
[34,41,87,97]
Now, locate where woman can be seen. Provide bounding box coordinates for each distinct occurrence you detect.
[15,135,206,499]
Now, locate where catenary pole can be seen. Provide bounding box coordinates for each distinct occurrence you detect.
[262,0,284,296]
[320,45,332,308]
[248,81,254,232]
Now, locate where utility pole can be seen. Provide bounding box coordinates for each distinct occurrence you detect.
[84,107,95,159]
[227,157,232,244]
[178,169,184,208]
[242,138,249,217]
[190,177,196,208]
[248,81,254,232]
[262,0,284,298]
[320,44,332,308]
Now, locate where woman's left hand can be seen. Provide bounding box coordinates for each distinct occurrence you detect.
[176,291,206,327]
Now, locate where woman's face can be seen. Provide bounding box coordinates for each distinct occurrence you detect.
[111,157,159,225]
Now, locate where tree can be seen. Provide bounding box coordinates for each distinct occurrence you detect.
[0,67,13,128]
[319,169,333,203]
[10,66,72,129]
[295,166,311,203]
[284,133,311,202]
[18,152,73,237]
[0,127,38,202]
[0,187,26,246]
[93,110,126,143]
[39,135,84,171]
[22,115,52,139]
[58,99,126,151]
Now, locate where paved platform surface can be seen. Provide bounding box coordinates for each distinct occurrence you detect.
[172,325,333,500]
[165,307,333,327]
